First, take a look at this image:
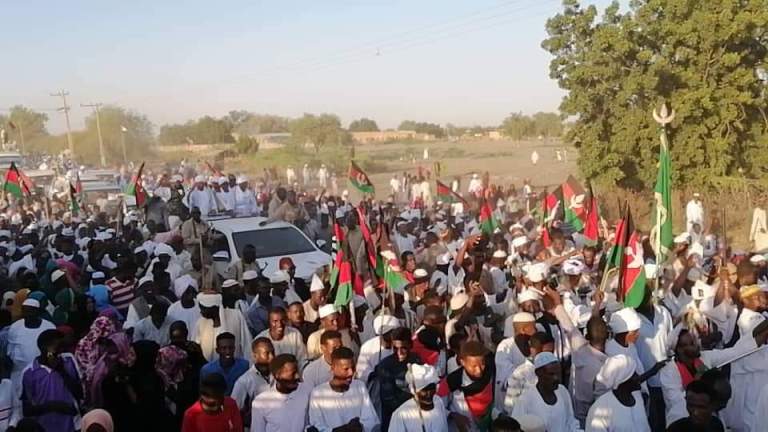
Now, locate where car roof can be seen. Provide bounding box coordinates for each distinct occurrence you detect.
[208,216,296,234]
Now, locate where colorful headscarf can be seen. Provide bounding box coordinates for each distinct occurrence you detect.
[155,345,188,389]
[82,409,114,432]
[87,284,111,312]
[75,316,118,384]
[89,332,136,407]
[1,291,16,311]
[52,288,75,325]
[10,289,30,321]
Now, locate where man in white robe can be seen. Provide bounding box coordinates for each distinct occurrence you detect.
[390,363,449,432]
[186,176,213,217]
[303,330,342,388]
[194,293,252,361]
[7,299,55,389]
[251,354,312,432]
[685,192,704,232]
[586,354,651,432]
[232,337,274,431]
[167,275,201,339]
[511,352,578,432]
[256,307,307,367]
[356,315,400,384]
[234,176,259,217]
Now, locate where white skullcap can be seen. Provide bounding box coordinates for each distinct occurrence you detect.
[526,262,549,283]
[518,289,542,304]
[610,307,642,333]
[750,254,767,264]
[173,275,198,298]
[51,269,66,282]
[318,304,338,319]
[341,190,349,197]
[380,250,397,261]
[644,264,658,279]
[436,252,451,265]
[687,243,704,259]
[512,312,536,323]
[221,279,239,289]
[373,315,401,335]
[171,174,183,182]
[0,230,10,238]
[138,275,154,287]
[243,270,259,281]
[237,176,248,184]
[154,243,174,256]
[492,250,508,259]
[194,175,206,183]
[22,298,40,308]
[516,415,546,432]
[597,354,636,390]
[310,274,325,292]
[692,280,714,301]
[196,292,222,307]
[406,363,439,393]
[674,232,691,244]
[91,271,105,279]
[270,270,289,284]
[450,292,469,311]
[217,177,228,185]
[511,236,529,249]
[413,268,429,279]
[533,352,559,370]
[562,259,585,276]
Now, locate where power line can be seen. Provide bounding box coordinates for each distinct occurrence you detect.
[81,102,106,167]
[50,90,75,156]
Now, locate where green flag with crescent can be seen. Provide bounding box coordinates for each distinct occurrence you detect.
[650,132,673,264]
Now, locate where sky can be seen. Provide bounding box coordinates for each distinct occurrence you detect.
[2,0,615,134]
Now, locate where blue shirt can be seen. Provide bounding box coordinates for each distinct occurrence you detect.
[200,358,250,395]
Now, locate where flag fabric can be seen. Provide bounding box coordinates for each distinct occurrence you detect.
[583,182,600,246]
[380,251,409,294]
[562,175,588,232]
[124,162,147,207]
[3,162,31,198]
[478,199,499,235]
[333,259,354,307]
[355,206,378,271]
[606,206,646,308]
[69,182,80,215]
[329,218,345,288]
[544,186,565,225]
[348,161,374,195]
[436,180,467,205]
[650,137,673,264]
[205,161,223,177]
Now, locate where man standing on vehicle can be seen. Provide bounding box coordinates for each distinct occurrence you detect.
[234,176,259,217]
[181,207,211,255]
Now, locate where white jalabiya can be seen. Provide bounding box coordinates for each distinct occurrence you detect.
[167,300,201,339]
[302,357,332,389]
[585,391,650,432]
[659,334,759,425]
[356,337,391,384]
[194,308,252,361]
[493,336,527,411]
[251,383,312,432]
[749,383,768,432]
[510,385,577,432]
[308,379,379,431]
[257,327,307,367]
[232,366,271,426]
[389,397,449,432]
[7,319,56,374]
[603,339,646,395]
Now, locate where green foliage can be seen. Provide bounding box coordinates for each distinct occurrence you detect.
[397,120,446,138]
[0,105,49,145]
[543,0,768,190]
[233,114,291,136]
[348,118,380,132]
[500,112,564,140]
[289,113,351,153]
[81,105,155,164]
[158,116,234,145]
[235,135,260,154]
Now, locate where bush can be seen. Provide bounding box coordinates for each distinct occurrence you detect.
[235,135,259,154]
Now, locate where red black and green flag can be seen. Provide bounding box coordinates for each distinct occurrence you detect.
[3,162,32,198]
[478,198,500,235]
[124,162,147,207]
[348,161,374,195]
[583,182,600,246]
[436,180,467,205]
[562,175,588,232]
[69,181,80,215]
[606,206,646,308]
[541,186,564,247]
[355,205,378,271]
[329,216,345,289]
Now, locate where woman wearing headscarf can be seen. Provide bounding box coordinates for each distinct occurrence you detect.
[75,316,118,392]
[89,332,136,407]
[10,289,30,321]
[81,408,114,432]
[1,291,16,312]
[68,294,99,339]
[52,287,76,326]
[156,345,189,428]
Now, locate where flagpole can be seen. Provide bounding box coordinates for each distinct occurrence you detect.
[652,103,675,294]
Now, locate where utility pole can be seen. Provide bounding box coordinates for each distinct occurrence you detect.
[120,125,127,163]
[50,90,75,157]
[81,102,106,167]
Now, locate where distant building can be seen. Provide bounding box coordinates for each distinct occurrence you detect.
[351,130,435,143]
[488,130,503,140]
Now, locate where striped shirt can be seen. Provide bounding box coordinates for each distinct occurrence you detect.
[107,277,136,315]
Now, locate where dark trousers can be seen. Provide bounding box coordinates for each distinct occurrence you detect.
[648,386,667,432]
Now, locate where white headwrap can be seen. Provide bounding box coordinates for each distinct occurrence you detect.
[174,275,199,298]
[196,292,222,308]
[373,315,401,335]
[405,363,439,393]
[596,354,636,390]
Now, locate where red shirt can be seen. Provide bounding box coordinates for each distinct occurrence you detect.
[181,397,242,432]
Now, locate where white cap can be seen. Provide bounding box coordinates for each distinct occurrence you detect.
[318,304,338,319]
[610,307,642,333]
[194,175,206,183]
[22,298,40,308]
[512,236,529,249]
[450,292,469,310]
[405,363,439,393]
[237,176,248,184]
[492,250,508,259]
[436,252,451,265]
[750,254,767,264]
[270,270,289,284]
[518,289,542,304]
[221,279,239,289]
[533,352,559,370]
[196,292,222,307]
[596,354,636,390]
[310,274,325,292]
[373,315,401,335]
[217,177,228,185]
[644,264,658,279]
[562,259,585,276]
[51,269,66,282]
[154,243,174,257]
[243,270,260,281]
[674,232,691,244]
[512,312,536,323]
[526,262,549,283]
[413,268,429,279]
[173,275,198,298]
[91,271,105,280]
[138,275,154,287]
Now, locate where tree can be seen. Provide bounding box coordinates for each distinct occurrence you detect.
[290,113,350,153]
[158,116,235,145]
[234,114,291,136]
[397,120,446,138]
[500,112,535,140]
[543,0,768,189]
[0,105,49,147]
[82,105,154,164]
[348,118,379,132]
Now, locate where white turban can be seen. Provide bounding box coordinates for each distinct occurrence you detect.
[221,279,239,289]
[405,363,439,393]
[197,292,222,308]
[373,315,401,336]
[318,304,337,319]
[270,270,289,284]
[609,307,642,333]
[518,289,542,304]
[243,270,260,281]
[563,259,585,276]
[526,262,549,283]
[597,354,636,390]
[310,274,325,293]
[194,175,206,183]
[154,243,174,257]
[174,275,198,298]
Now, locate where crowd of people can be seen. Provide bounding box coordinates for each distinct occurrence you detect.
[0,156,767,432]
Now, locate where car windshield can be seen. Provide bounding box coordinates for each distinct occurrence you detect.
[231,226,315,259]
